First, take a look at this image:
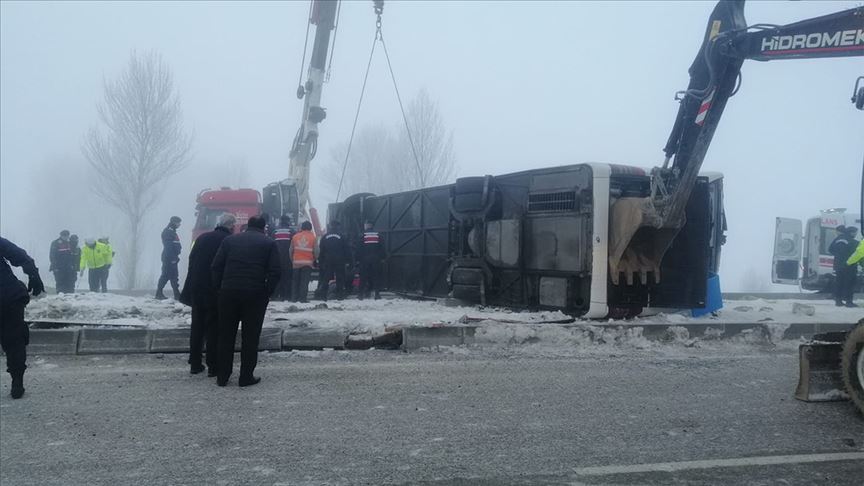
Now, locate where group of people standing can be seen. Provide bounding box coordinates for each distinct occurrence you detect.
[49,230,114,293]
[176,213,386,387]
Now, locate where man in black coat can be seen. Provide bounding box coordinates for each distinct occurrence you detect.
[211,216,280,387]
[1,237,45,399]
[316,221,350,302]
[181,213,236,376]
[156,216,183,300]
[358,221,386,300]
[829,225,859,307]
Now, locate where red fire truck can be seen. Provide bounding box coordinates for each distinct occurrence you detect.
[192,180,301,241]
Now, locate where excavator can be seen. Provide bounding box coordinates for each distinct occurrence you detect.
[295,0,864,413]
[611,0,863,414]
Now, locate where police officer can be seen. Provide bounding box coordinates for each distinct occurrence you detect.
[181,213,235,376]
[68,234,81,292]
[49,230,73,293]
[211,216,280,387]
[829,225,859,307]
[272,215,295,301]
[316,221,350,301]
[80,238,109,292]
[156,216,182,300]
[290,221,317,303]
[358,221,385,300]
[1,237,44,399]
[98,236,114,293]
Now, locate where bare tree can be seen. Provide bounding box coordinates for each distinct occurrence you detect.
[326,89,455,199]
[397,88,456,191]
[82,50,192,289]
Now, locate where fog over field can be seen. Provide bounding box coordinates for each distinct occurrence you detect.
[1,0,862,291]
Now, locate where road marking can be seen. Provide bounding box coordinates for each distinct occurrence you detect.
[571,452,864,476]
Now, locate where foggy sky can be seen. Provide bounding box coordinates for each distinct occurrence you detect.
[2,0,862,291]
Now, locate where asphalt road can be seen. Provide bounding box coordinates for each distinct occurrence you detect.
[1,349,862,485]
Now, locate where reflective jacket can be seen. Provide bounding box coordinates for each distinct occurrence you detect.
[847,239,864,267]
[81,242,109,270]
[99,243,114,265]
[49,237,73,272]
[290,230,318,269]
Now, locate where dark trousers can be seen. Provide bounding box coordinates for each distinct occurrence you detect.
[316,262,346,301]
[54,270,76,293]
[835,267,857,303]
[0,298,29,375]
[189,293,219,370]
[273,267,293,301]
[157,261,180,297]
[87,267,106,292]
[292,266,312,303]
[359,260,381,298]
[216,290,268,381]
[99,265,110,292]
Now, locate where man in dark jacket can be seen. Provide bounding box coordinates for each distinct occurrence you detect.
[316,221,350,301]
[156,216,183,300]
[1,237,45,399]
[272,215,295,301]
[829,225,859,307]
[181,213,236,376]
[211,216,280,387]
[358,221,386,300]
[49,230,74,293]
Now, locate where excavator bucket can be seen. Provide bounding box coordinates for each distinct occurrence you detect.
[608,197,680,285]
[795,335,848,402]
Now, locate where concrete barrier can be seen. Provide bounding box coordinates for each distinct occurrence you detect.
[282,329,347,350]
[77,329,151,354]
[150,329,191,353]
[28,329,80,355]
[402,326,476,351]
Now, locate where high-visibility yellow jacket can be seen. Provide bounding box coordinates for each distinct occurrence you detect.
[847,239,864,266]
[99,243,114,265]
[81,242,110,270]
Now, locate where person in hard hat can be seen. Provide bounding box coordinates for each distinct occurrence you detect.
[829,225,859,307]
[0,236,44,399]
[156,216,182,300]
[49,230,74,293]
[290,221,317,303]
[97,236,114,293]
[80,238,110,292]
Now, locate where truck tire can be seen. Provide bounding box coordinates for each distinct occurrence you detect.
[452,177,486,212]
[841,321,864,415]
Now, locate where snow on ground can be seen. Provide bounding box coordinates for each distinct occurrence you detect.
[25,292,863,337]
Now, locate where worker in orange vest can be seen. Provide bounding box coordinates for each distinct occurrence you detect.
[289,221,318,303]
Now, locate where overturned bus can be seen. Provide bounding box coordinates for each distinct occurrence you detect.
[329,163,725,318]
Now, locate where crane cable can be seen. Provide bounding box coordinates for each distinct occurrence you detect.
[335,1,424,202]
[295,0,313,99]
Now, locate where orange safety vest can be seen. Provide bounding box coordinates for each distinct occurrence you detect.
[291,230,316,268]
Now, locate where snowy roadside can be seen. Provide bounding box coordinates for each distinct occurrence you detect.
[24,292,863,335]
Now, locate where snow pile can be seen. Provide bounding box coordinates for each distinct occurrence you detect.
[26,293,189,328]
[267,299,568,335]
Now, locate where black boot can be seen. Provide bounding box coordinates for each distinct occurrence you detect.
[155,290,167,300]
[239,376,261,387]
[10,372,24,399]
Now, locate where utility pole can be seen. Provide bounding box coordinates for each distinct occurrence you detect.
[289,0,339,223]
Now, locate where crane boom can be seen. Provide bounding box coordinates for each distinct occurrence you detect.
[611,1,864,285]
[289,0,339,223]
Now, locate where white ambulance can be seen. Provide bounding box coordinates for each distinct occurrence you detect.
[773,209,862,291]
